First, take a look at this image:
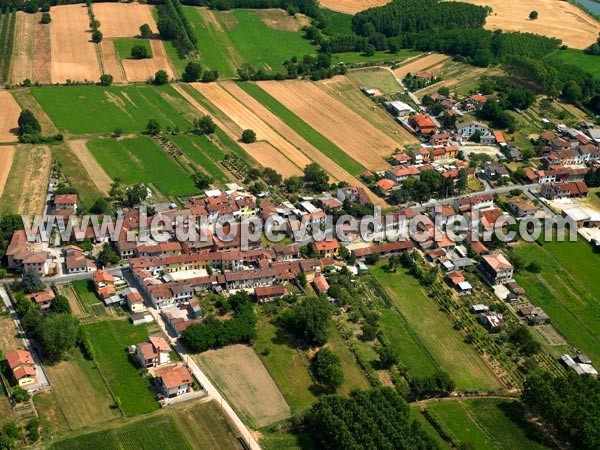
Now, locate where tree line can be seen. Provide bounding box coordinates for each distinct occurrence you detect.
[156,0,198,57]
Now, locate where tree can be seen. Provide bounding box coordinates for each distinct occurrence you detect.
[456,168,468,193]
[99,74,113,86]
[37,314,80,361]
[125,184,147,207]
[563,81,583,104]
[90,198,110,214]
[378,345,399,368]
[51,294,71,314]
[21,268,43,294]
[529,11,538,20]
[157,17,177,40]
[284,297,331,346]
[131,44,150,59]
[262,168,282,186]
[303,163,329,192]
[193,115,217,135]
[192,172,214,189]
[183,62,202,82]
[91,29,103,43]
[139,23,152,39]
[145,119,161,135]
[18,110,41,136]
[241,129,257,144]
[153,69,169,85]
[40,12,51,24]
[97,243,120,267]
[311,348,344,392]
[284,176,303,193]
[202,70,219,82]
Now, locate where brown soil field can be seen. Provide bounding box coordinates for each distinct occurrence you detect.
[68,139,113,195]
[460,0,600,49]
[100,39,126,83]
[258,80,401,170]
[92,3,158,38]
[244,141,303,177]
[0,92,20,143]
[319,0,389,14]
[17,145,51,214]
[9,12,51,84]
[121,40,174,82]
[198,344,291,427]
[0,146,15,197]
[393,53,451,79]
[50,4,102,83]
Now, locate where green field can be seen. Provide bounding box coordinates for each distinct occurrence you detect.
[30,85,193,135]
[322,9,353,35]
[50,416,192,450]
[114,38,153,60]
[547,49,600,80]
[169,134,229,184]
[513,239,600,363]
[327,327,371,395]
[166,7,316,77]
[72,279,100,305]
[84,320,159,417]
[88,137,198,196]
[238,82,366,175]
[347,68,404,94]
[373,267,501,390]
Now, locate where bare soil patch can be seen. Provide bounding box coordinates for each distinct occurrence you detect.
[319,0,390,14]
[92,3,158,38]
[0,92,20,143]
[258,9,304,32]
[121,40,174,82]
[259,80,401,170]
[68,139,112,195]
[0,146,15,197]
[18,145,51,214]
[459,0,600,49]
[50,4,102,83]
[393,53,451,79]
[198,344,291,427]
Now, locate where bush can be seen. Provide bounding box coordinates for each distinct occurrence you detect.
[139,23,152,39]
[153,70,169,85]
[99,74,113,86]
[241,129,257,143]
[40,12,51,24]
[182,62,202,82]
[131,44,150,59]
[529,10,538,20]
[92,29,103,43]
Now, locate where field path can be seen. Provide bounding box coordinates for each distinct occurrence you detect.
[68,139,112,195]
[0,91,20,143]
[0,146,15,197]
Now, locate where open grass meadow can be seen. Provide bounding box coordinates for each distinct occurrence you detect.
[30,85,193,135]
[83,320,158,417]
[239,82,366,175]
[425,401,493,449]
[114,38,153,60]
[513,238,600,363]
[322,8,353,35]
[546,49,600,80]
[347,68,404,94]
[373,267,501,390]
[327,327,371,395]
[72,279,100,305]
[169,134,229,184]
[87,136,198,196]
[50,415,192,450]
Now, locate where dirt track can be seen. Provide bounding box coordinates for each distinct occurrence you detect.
[121,40,175,82]
[258,80,401,170]
[50,5,102,83]
[68,139,112,195]
[0,146,15,197]
[393,53,451,79]
[92,3,158,38]
[0,91,20,143]
[10,12,51,84]
[319,0,389,14]
[460,0,600,49]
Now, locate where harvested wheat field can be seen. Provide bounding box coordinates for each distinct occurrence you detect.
[319,0,389,14]
[244,141,303,177]
[92,3,158,38]
[100,40,126,83]
[0,146,15,197]
[121,40,174,82]
[198,345,291,428]
[460,0,600,49]
[9,12,51,84]
[50,5,102,83]
[259,80,402,170]
[393,53,450,79]
[68,140,112,195]
[0,92,20,143]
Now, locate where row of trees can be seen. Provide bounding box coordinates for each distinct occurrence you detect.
[157,0,197,56]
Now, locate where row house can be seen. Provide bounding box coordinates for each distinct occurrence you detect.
[541,181,589,200]
[222,268,277,290]
[455,194,494,212]
[351,240,414,260]
[147,282,194,309]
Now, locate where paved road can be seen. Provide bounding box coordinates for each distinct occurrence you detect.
[0,286,50,391]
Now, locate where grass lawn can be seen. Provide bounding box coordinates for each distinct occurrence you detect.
[546,49,600,80]
[373,267,501,390]
[113,37,153,60]
[50,415,192,450]
[30,85,193,135]
[172,400,241,450]
[72,279,100,305]
[87,136,198,196]
[169,134,229,184]
[347,68,403,94]
[253,311,316,414]
[425,401,493,449]
[326,327,371,395]
[513,239,600,363]
[84,320,158,417]
[33,390,69,437]
[239,81,366,175]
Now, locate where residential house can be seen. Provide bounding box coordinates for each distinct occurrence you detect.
[314,239,339,258]
[5,349,37,388]
[410,113,436,134]
[478,311,505,332]
[541,182,588,200]
[376,179,396,193]
[446,271,472,295]
[135,336,171,368]
[456,121,491,139]
[385,100,415,117]
[155,364,193,398]
[480,254,514,285]
[26,290,55,311]
[255,285,288,303]
[431,133,450,146]
[390,153,412,166]
[385,165,421,183]
[455,194,494,212]
[336,186,371,205]
[93,269,116,299]
[519,305,550,325]
[5,231,50,275]
[126,290,145,313]
[52,194,77,215]
[65,247,95,274]
[507,200,539,218]
[312,274,330,294]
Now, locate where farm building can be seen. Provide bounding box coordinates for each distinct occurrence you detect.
[385,100,415,117]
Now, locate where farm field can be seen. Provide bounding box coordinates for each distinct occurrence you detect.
[114,38,153,60]
[461,0,600,49]
[68,139,113,195]
[393,53,451,79]
[84,319,159,417]
[172,400,242,450]
[198,344,291,428]
[346,67,403,95]
[93,3,158,38]
[547,48,600,80]
[88,136,198,196]
[253,312,316,413]
[120,39,174,82]
[31,84,193,135]
[50,415,192,450]
[0,91,20,142]
[513,239,600,363]
[0,146,14,198]
[169,134,229,184]
[258,80,405,170]
[0,145,51,215]
[326,327,372,395]
[9,11,51,84]
[44,348,117,430]
[373,267,501,390]
[319,0,390,14]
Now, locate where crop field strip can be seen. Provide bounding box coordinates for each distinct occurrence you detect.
[9,11,51,84]
[0,9,16,82]
[169,134,230,184]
